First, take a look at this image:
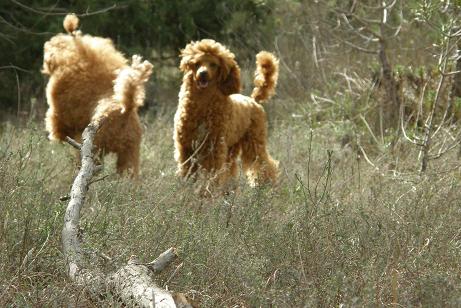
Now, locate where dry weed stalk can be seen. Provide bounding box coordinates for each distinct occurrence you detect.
[401,20,461,172]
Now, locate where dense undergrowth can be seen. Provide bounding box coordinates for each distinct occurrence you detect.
[1,104,460,306]
[1,1,461,306]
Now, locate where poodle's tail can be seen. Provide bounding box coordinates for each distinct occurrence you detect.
[114,55,154,114]
[251,51,279,103]
[63,14,79,35]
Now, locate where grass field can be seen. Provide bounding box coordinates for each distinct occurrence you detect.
[1,98,460,307]
[2,1,461,306]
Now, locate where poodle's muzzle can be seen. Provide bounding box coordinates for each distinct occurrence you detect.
[196,70,210,89]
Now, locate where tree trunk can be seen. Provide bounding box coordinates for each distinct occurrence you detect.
[452,43,461,98]
[378,36,401,133]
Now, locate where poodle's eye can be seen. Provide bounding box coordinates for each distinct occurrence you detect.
[210,63,218,69]
[194,62,200,69]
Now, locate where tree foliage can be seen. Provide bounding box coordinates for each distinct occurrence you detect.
[0,0,275,110]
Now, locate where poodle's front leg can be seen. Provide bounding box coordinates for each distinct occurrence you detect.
[174,143,196,178]
[201,135,230,185]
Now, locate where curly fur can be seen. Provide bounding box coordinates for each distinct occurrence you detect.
[42,14,153,177]
[174,39,280,187]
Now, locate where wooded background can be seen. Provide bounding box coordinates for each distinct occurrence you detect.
[2,0,461,138]
[0,0,275,112]
[1,1,461,306]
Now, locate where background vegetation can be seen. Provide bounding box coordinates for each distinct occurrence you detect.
[1,0,461,306]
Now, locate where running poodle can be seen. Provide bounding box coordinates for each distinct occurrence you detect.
[174,39,279,187]
[42,14,153,177]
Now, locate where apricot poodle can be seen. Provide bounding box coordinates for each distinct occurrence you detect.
[42,14,153,176]
[174,39,280,187]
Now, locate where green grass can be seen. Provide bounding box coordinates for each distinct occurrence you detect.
[1,105,460,307]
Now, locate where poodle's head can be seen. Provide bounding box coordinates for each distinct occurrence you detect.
[42,13,124,75]
[180,39,241,95]
[42,35,72,75]
[42,14,81,75]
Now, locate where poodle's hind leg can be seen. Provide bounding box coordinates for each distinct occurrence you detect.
[241,142,279,186]
[228,145,240,180]
[223,144,241,190]
[240,111,279,186]
[45,108,68,141]
[115,146,140,178]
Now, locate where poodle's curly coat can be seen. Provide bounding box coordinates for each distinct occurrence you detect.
[42,14,153,176]
[174,39,280,187]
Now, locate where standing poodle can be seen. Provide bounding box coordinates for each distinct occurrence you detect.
[174,39,280,187]
[42,14,153,176]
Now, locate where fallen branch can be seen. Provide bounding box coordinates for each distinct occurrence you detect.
[62,119,186,307]
[107,256,177,307]
[62,120,106,297]
[146,247,178,273]
[65,136,81,150]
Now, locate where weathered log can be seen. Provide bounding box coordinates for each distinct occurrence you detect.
[107,257,177,307]
[62,118,184,307]
[62,120,107,298]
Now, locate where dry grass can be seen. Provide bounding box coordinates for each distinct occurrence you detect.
[1,2,461,306]
[1,102,460,307]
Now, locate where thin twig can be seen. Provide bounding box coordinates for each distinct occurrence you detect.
[358,144,378,170]
[180,132,209,166]
[88,174,109,185]
[0,65,31,73]
[359,114,381,146]
[164,262,183,288]
[400,105,423,146]
[65,136,82,150]
[10,0,119,17]
[14,67,20,118]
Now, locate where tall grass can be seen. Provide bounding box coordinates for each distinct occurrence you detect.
[1,103,460,306]
[1,2,460,306]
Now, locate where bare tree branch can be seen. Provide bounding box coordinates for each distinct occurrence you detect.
[343,40,379,54]
[10,0,65,15]
[0,15,56,35]
[0,65,31,73]
[9,0,120,17]
[65,137,82,150]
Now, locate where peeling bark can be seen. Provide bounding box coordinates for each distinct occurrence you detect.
[107,260,177,307]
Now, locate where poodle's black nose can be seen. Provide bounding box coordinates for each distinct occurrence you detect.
[198,71,208,80]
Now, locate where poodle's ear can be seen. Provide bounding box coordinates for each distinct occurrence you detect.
[179,41,198,72]
[179,44,196,73]
[179,55,193,72]
[218,61,241,96]
[42,58,54,75]
[42,47,55,75]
